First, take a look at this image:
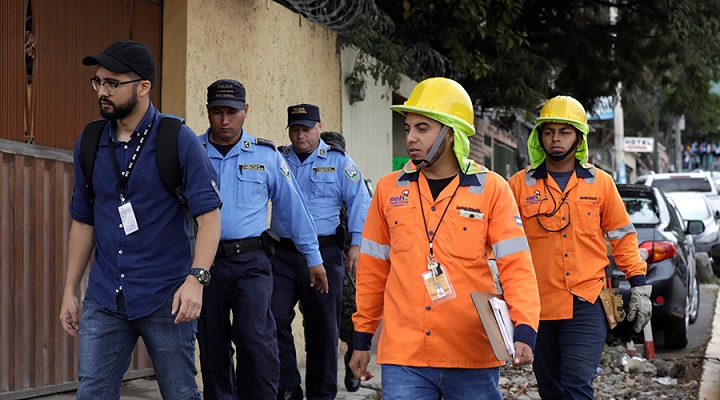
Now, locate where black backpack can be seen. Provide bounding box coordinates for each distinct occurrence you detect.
[79,116,198,251]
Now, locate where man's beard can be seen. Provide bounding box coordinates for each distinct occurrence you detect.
[99,91,137,120]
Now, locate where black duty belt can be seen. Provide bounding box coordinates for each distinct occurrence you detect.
[277,235,337,251]
[216,237,263,258]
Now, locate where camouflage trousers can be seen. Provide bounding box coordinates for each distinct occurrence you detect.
[339,269,356,346]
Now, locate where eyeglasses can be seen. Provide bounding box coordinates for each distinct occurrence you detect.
[90,78,143,95]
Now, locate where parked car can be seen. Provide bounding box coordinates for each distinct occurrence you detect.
[639,171,720,212]
[665,191,720,268]
[609,184,703,348]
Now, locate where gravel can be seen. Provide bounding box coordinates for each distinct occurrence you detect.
[498,344,702,400]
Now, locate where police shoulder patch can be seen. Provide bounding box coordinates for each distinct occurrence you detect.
[280,159,292,182]
[255,138,276,150]
[343,163,360,182]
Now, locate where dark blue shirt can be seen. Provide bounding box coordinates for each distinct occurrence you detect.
[70,103,222,319]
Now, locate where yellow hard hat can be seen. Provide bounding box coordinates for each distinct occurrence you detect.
[536,95,588,131]
[391,77,475,135]
[391,77,481,174]
[528,95,590,168]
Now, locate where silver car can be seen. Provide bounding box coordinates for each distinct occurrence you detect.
[666,191,720,258]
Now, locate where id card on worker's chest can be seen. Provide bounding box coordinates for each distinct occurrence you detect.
[422,261,457,306]
[118,201,139,235]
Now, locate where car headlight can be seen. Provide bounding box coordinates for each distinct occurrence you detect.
[698,226,719,244]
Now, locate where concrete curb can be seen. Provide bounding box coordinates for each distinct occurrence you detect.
[699,283,720,400]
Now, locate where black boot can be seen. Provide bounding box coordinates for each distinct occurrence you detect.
[277,385,303,400]
[344,349,361,392]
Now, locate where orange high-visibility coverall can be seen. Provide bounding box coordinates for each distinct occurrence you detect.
[508,164,647,320]
[353,163,540,368]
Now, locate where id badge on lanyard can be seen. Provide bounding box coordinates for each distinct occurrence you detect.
[421,253,457,306]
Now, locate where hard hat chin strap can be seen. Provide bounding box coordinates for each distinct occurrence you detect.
[542,135,581,162]
[413,125,450,169]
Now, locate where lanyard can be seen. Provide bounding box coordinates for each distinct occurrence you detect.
[418,175,461,258]
[108,123,152,203]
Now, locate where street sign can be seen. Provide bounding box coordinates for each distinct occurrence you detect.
[623,137,654,153]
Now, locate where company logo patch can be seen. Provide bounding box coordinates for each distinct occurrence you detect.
[389,190,410,207]
[313,166,336,173]
[525,190,542,205]
[344,164,360,182]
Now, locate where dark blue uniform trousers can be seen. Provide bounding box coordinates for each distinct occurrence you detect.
[271,245,344,400]
[197,249,280,400]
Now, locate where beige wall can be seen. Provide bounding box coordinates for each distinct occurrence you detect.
[163,0,342,144]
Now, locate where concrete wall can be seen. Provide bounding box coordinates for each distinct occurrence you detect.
[163,0,342,143]
[339,47,395,185]
[162,0,345,386]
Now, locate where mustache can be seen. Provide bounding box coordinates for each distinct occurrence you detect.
[99,97,114,107]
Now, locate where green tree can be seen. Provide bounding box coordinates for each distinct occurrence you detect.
[335,0,720,132]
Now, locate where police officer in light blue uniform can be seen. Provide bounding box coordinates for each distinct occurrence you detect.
[197,81,328,400]
[271,104,371,400]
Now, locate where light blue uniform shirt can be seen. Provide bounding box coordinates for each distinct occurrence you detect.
[271,139,371,246]
[199,129,322,266]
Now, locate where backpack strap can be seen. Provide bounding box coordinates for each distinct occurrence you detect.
[155,116,186,205]
[79,119,109,203]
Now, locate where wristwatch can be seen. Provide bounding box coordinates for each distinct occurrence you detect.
[189,267,211,285]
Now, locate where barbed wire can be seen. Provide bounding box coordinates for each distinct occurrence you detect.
[277,0,452,80]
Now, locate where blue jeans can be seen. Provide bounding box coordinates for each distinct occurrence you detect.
[381,364,502,400]
[533,296,607,400]
[77,292,200,400]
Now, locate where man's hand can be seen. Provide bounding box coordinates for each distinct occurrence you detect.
[346,245,360,273]
[308,264,329,293]
[627,284,652,332]
[349,349,374,381]
[511,341,534,367]
[59,291,81,337]
[172,276,204,323]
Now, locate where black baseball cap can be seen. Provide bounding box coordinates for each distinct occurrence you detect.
[287,104,321,128]
[82,40,156,87]
[207,79,246,109]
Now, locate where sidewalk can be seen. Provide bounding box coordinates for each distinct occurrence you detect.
[699,283,720,400]
[33,347,382,400]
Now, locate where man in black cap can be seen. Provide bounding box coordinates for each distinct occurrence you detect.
[59,40,222,399]
[196,79,327,399]
[270,104,371,399]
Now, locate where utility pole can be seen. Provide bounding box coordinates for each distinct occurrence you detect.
[675,115,685,172]
[610,5,626,182]
[614,85,626,182]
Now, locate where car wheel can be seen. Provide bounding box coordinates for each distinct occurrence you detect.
[664,311,689,349]
[689,276,700,325]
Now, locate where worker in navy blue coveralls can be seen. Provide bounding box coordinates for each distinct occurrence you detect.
[59,40,222,400]
[271,104,371,400]
[197,80,328,400]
